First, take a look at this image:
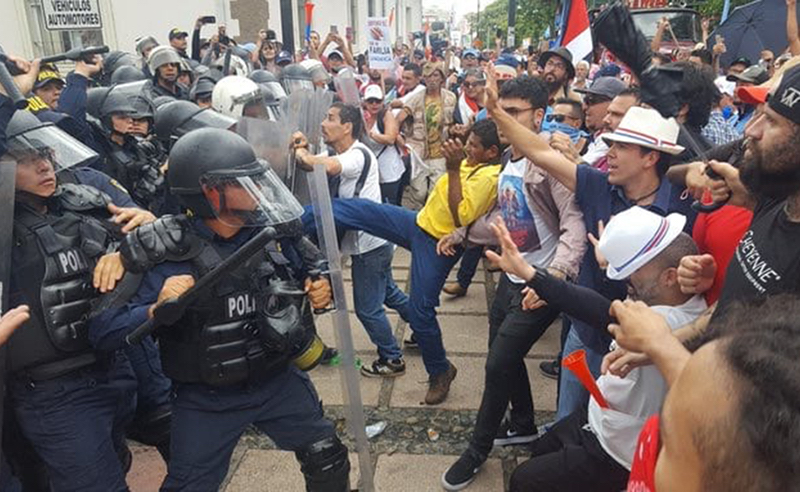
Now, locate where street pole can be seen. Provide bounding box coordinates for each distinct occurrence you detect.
[507,0,517,48]
[280,0,295,54]
[476,0,480,45]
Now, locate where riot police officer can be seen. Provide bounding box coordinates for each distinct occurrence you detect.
[3,110,137,492]
[87,86,168,213]
[90,128,351,491]
[147,46,190,100]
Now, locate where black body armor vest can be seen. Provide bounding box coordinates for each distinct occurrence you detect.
[9,184,119,376]
[157,232,312,387]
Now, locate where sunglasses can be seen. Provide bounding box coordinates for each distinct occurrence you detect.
[365,99,383,104]
[583,94,611,107]
[462,80,486,89]
[546,114,576,123]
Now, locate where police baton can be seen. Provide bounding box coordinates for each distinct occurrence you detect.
[40,45,109,65]
[0,46,28,109]
[125,226,278,345]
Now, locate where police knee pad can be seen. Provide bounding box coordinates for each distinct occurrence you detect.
[295,435,350,492]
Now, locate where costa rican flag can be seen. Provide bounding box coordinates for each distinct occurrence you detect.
[556,0,593,62]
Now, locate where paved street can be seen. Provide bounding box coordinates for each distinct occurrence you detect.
[127,248,561,491]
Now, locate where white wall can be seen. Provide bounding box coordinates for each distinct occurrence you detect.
[105,0,229,53]
[0,1,36,58]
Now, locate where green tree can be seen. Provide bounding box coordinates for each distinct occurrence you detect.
[465,0,558,47]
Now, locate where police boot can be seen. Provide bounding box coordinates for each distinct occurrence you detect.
[296,436,351,492]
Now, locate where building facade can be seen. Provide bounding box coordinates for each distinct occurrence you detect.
[0,0,421,60]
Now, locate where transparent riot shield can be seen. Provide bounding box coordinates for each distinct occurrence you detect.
[236,116,293,186]
[0,157,14,474]
[307,165,375,492]
[333,68,361,106]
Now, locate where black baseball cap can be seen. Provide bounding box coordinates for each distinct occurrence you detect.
[730,56,751,68]
[169,28,188,40]
[575,76,626,99]
[767,65,800,126]
[727,65,770,85]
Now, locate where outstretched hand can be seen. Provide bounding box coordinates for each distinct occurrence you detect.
[484,217,535,281]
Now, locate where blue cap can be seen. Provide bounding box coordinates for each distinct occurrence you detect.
[597,63,621,78]
[276,50,293,65]
[496,54,519,69]
[462,48,480,59]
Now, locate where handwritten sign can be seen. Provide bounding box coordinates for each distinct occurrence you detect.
[367,17,392,70]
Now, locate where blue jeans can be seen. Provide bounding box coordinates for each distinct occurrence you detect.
[455,246,483,290]
[555,327,604,421]
[303,199,462,376]
[351,242,409,360]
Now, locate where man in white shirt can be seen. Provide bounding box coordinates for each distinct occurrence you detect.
[294,103,410,377]
[486,207,707,492]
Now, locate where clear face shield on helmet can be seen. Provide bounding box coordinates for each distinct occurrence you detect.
[282,77,314,95]
[199,162,304,228]
[2,125,98,173]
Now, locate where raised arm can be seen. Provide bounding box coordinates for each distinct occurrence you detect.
[788,0,800,56]
[483,68,577,190]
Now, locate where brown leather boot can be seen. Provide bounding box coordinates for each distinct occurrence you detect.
[425,362,458,405]
[442,283,467,297]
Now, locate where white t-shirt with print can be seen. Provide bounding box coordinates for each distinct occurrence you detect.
[498,156,559,283]
[334,141,386,255]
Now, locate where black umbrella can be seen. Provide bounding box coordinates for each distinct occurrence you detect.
[712,0,800,69]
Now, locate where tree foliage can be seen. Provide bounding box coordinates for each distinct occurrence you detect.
[465,0,558,47]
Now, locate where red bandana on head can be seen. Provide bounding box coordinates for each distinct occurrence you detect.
[628,414,660,492]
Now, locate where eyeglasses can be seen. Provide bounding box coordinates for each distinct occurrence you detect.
[503,106,534,117]
[545,59,567,71]
[462,80,486,89]
[583,94,611,107]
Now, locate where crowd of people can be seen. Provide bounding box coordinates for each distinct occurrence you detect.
[1,3,800,491]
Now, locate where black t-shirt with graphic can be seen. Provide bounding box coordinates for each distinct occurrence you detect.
[714,198,800,318]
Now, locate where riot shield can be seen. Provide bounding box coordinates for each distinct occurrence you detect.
[0,156,16,476]
[237,116,293,186]
[333,68,361,106]
[307,165,375,492]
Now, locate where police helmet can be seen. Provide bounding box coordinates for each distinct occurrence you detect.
[168,128,302,226]
[249,69,287,101]
[147,46,182,75]
[4,110,98,171]
[189,75,217,103]
[211,76,263,118]
[154,100,236,143]
[110,65,146,85]
[279,64,314,95]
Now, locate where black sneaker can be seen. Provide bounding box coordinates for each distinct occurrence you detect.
[539,359,560,380]
[493,419,538,446]
[320,346,338,365]
[441,449,486,491]
[404,333,419,350]
[360,357,406,378]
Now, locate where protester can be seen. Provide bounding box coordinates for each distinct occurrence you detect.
[610,294,800,491]
[440,77,586,490]
[396,61,457,209]
[727,65,769,134]
[168,28,190,58]
[293,103,410,377]
[538,47,580,105]
[301,120,503,404]
[575,76,627,167]
[572,60,590,91]
[362,85,406,205]
[485,69,695,421]
[483,207,705,492]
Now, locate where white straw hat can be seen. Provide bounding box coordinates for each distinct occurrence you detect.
[602,106,685,155]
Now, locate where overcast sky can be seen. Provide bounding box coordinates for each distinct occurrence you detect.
[423,0,480,22]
